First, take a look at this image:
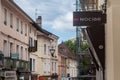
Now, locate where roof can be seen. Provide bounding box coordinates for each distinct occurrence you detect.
[58,42,76,60]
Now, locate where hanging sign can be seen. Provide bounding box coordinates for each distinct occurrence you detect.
[73,11,106,26]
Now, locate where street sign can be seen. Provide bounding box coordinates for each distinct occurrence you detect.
[10,53,19,59]
[73,11,106,26]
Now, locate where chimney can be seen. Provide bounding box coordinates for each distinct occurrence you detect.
[36,16,42,27]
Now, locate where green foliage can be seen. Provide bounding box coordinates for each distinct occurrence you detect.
[64,40,76,54]
[81,41,89,51]
[64,39,89,54]
[64,39,91,76]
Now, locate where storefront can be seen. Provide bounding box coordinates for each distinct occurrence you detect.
[31,74,38,80]
[17,68,30,80]
[39,76,51,80]
[0,71,16,80]
[51,73,58,80]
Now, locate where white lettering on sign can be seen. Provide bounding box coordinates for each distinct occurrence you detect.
[80,17,101,22]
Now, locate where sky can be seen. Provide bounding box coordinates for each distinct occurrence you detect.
[14,0,76,43]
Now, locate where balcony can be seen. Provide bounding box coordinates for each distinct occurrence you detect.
[29,39,37,52]
[28,47,37,52]
[3,57,30,72]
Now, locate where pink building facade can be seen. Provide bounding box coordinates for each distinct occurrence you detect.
[0,0,39,80]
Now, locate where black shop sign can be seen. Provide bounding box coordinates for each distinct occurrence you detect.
[73,11,106,26]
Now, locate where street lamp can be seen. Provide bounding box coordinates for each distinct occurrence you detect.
[50,46,55,57]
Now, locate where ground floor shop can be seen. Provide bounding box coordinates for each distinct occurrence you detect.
[38,75,58,80]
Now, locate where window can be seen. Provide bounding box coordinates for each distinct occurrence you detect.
[30,58,35,71]
[34,30,37,36]
[21,46,23,59]
[10,13,13,28]
[3,8,7,25]
[30,26,31,33]
[16,45,20,56]
[25,24,27,36]
[10,43,13,55]
[55,62,56,72]
[16,45,19,53]
[44,44,46,54]
[52,62,54,71]
[33,59,35,71]
[25,48,28,60]
[30,58,32,71]
[34,40,37,51]
[48,63,50,73]
[88,0,97,10]
[29,37,33,47]
[21,21,23,34]
[3,40,7,55]
[16,18,19,32]
[48,46,50,55]
[43,62,46,73]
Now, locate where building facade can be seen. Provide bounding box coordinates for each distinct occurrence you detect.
[58,42,78,80]
[0,0,39,80]
[30,23,59,80]
[78,0,120,80]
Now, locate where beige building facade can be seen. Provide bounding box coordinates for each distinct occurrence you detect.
[30,26,59,80]
[66,58,78,78]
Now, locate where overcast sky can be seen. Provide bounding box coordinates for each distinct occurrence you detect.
[14,0,76,43]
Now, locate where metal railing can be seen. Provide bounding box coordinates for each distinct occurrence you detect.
[4,57,30,71]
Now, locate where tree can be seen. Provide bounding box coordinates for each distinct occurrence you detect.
[64,39,89,54]
[64,40,76,54]
[81,40,89,52]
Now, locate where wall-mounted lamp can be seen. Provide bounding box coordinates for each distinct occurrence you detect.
[50,46,55,57]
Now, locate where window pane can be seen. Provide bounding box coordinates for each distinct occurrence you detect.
[4,8,7,25]
[44,44,46,54]
[21,46,23,59]
[30,58,32,71]
[16,18,19,31]
[3,40,7,56]
[21,21,23,34]
[33,59,35,71]
[25,24,27,36]
[10,43,13,54]
[10,13,13,28]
